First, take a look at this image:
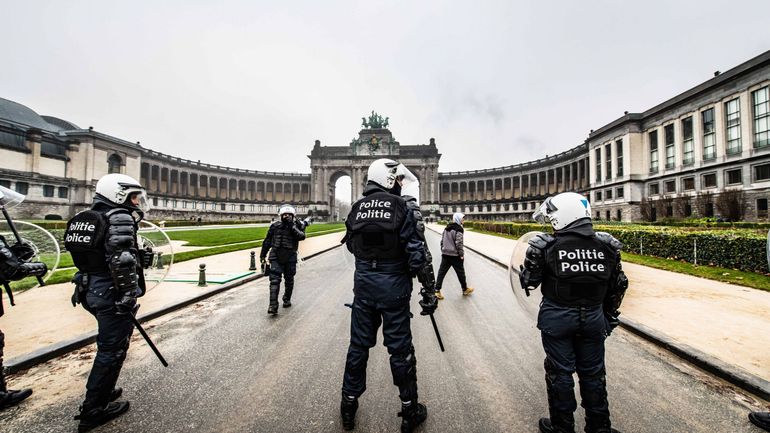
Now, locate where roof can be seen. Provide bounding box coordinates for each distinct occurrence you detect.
[0,97,64,132]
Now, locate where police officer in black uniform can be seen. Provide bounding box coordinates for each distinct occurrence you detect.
[0,234,46,410]
[65,174,153,432]
[340,158,435,433]
[260,204,308,315]
[520,192,628,433]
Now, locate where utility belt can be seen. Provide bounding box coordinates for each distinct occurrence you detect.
[70,271,111,311]
[354,257,407,272]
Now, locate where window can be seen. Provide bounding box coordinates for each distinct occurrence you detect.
[616,139,624,176]
[182,201,188,209]
[172,200,177,208]
[704,202,714,217]
[595,148,602,182]
[15,182,28,195]
[512,203,518,211]
[43,185,54,197]
[682,177,695,191]
[616,187,624,199]
[753,87,769,148]
[240,204,246,211]
[725,98,742,154]
[649,183,659,195]
[606,210,610,220]
[0,180,10,188]
[684,203,693,217]
[616,209,622,221]
[164,199,169,207]
[58,187,69,198]
[596,211,601,220]
[152,197,159,206]
[605,189,613,200]
[605,144,612,179]
[755,163,770,181]
[758,199,768,218]
[702,108,716,160]
[649,130,659,173]
[726,168,742,185]
[664,124,675,169]
[211,202,217,210]
[107,154,122,174]
[595,191,602,201]
[682,117,694,165]
[702,172,717,188]
[665,180,676,193]
[220,203,226,211]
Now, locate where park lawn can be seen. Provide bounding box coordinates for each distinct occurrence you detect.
[464,227,770,293]
[165,223,344,246]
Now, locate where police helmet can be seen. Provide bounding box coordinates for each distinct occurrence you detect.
[278,204,296,216]
[95,174,148,214]
[367,158,400,190]
[532,192,591,231]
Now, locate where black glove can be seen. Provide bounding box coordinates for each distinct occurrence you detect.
[260,258,269,274]
[419,288,438,316]
[605,311,620,335]
[10,241,36,262]
[115,293,138,315]
[139,247,154,268]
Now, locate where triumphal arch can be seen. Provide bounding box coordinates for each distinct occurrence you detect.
[308,112,441,218]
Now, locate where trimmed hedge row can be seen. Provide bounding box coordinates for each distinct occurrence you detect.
[464,221,769,274]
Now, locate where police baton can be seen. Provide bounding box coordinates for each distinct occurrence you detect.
[129,307,168,367]
[427,313,445,352]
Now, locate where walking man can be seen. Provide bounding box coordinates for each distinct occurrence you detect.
[435,212,473,299]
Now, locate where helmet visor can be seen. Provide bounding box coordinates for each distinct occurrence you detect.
[395,164,418,190]
[0,186,25,209]
[532,197,557,225]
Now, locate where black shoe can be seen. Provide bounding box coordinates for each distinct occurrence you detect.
[539,417,576,433]
[398,402,427,433]
[267,304,278,315]
[75,401,130,432]
[110,388,123,402]
[0,388,33,410]
[282,299,292,308]
[749,412,770,432]
[340,394,358,430]
[584,415,620,433]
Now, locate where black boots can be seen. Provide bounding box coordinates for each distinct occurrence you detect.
[539,413,575,433]
[340,393,358,430]
[398,401,427,433]
[585,414,620,433]
[749,412,770,432]
[0,388,32,410]
[282,285,293,308]
[268,284,280,315]
[75,401,130,432]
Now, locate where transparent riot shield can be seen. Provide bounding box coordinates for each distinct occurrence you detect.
[137,220,174,292]
[508,231,545,321]
[0,220,61,291]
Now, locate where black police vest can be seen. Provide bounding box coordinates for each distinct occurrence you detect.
[541,234,615,306]
[64,209,109,273]
[272,222,299,251]
[347,191,406,260]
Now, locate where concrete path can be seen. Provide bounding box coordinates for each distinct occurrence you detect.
[0,231,344,359]
[0,230,764,433]
[428,223,770,382]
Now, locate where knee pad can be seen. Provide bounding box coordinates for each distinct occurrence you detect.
[391,346,417,386]
[578,369,608,409]
[269,272,282,285]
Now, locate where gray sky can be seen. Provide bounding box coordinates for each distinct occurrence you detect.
[3,1,770,182]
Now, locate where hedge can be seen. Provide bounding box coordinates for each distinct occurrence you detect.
[463,221,769,274]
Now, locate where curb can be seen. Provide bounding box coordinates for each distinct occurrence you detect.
[427,226,770,402]
[4,242,342,375]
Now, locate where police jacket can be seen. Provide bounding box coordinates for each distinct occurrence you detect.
[260,219,306,263]
[344,183,426,303]
[527,220,622,307]
[64,200,145,297]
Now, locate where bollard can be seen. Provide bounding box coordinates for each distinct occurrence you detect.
[198,263,207,287]
[249,251,257,271]
[155,252,164,270]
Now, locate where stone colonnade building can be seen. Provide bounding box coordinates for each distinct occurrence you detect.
[1,50,770,222]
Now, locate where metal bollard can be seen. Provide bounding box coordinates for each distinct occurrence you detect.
[155,252,164,270]
[198,263,207,287]
[249,251,257,271]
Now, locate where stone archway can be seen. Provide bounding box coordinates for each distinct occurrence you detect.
[328,169,352,220]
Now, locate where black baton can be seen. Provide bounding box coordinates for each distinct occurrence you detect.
[428,313,445,352]
[128,312,168,367]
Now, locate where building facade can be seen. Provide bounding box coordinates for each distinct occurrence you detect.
[2,50,769,222]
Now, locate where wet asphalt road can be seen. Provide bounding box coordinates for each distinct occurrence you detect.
[1,231,766,433]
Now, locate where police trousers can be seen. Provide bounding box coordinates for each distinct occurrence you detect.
[537,298,610,421]
[342,297,418,403]
[268,260,297,302]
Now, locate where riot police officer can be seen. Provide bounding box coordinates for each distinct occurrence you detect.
[0,234,46,410]
[65,173,153,432]
[260,205,308,315]
[340,158,435,433]
[519,192,628,433]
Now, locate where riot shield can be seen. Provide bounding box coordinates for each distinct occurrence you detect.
[0,220,61,291]
[137,220,174,292]
[508,231,545,321]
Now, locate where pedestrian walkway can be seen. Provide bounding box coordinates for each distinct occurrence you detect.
[0,231,344,360]
[427,223,770,381]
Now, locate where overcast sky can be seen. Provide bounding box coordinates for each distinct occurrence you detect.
[3,1,770,194]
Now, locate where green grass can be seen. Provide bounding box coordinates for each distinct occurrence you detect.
[465,226,770,293]
[164,223,344,246]
[7,224,346,292]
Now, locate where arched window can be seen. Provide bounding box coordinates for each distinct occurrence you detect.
[107,154,123,174]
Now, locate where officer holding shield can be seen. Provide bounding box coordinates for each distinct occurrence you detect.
[65,174,153,432]
[519,192,627,433]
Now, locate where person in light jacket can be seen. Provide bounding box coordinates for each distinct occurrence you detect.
[434,213,473,299]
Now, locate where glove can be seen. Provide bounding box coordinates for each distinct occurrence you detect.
[418,289,438,316]
[115,293,138,315]
[260,258,269,274]
[10,241,36,262]
[139,247,154,268]
[605,311,620,335]
[302,217,312,227]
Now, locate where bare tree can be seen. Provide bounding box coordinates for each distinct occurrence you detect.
[673,195,691,218]
[656,195,674,219]
[639,197,654,221]
[695,191,715,217]
[715,188,746,221]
